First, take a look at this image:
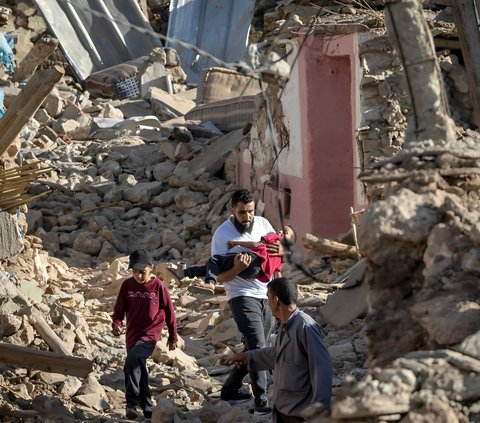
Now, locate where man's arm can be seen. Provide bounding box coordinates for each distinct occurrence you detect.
[228,240,262,249]
[267,241,291,257]
[226,347,276,372]
[217,253,252,283]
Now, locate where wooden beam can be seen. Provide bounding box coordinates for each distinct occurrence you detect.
[451,0,480,127]
[28,308,72,356]
[384,0,456,145]
[12,37,59,83]
[0,343,92,378]
[303,233,359,260]
[0,66,64,158]
[433,37,461,51]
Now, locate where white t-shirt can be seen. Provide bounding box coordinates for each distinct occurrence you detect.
[212,216,275,300]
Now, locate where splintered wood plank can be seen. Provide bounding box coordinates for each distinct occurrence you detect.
[0,66,64,158]
[0,343,92,378]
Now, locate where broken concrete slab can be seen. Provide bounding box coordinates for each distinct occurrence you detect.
[0,212,23,259]
[186,129,246,178]
[321,283,368,328]
[89,115,161,140]
[148,87,196,120]
[320,259,368,327]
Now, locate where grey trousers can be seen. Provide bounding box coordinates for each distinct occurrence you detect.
[222,296,273,402]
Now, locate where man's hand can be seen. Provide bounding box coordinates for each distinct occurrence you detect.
[112,325,123,336]
[227,240,237,249]
[267,241,287,256]
[168,341,177,351]
[227,352,247,368]
[234,253,252,270]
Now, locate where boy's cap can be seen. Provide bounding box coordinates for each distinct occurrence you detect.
[128,249,153,270]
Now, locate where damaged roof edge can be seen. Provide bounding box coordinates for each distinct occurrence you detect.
[33,0,162,84]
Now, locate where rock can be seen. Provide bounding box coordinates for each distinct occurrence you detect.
[161,229,186,253]
[174,188,208,211]
[1,314,22,336]
[58,376,82,398]
[72,232,103,256]
[151,397,178,422]
[123,181,164,204]
[205,318,240,345]
[411,296,480,345]
[31,395,76,422]
[152,161,176,182]
[0,211,24,259]
[332,368,416,419]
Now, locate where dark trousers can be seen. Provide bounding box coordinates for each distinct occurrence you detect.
[274,408,305,423]
[222,296,273,402]
[185,252,263,283]
[124,340,155,412]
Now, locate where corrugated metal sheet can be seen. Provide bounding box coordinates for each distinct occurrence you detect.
[166,0,255,83]
[34,0,162,83]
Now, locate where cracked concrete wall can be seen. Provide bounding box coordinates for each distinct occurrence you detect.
[240,26,473,237]
[357,29,472,200]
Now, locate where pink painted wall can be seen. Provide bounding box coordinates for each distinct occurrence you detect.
[263,33,361,241]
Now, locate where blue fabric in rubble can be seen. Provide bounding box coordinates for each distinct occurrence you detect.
[0,89,4,118]
[0,33,15,73]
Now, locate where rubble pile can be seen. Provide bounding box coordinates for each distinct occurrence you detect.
[0,1,479,422]
[0,238,367,422]
[317,137,480,422]
[0,3,369,422]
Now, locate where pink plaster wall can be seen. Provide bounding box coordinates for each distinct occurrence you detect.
[246,33,360,240]
[286,34,358,239]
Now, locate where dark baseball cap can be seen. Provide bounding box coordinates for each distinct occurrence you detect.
[128,249,153,270]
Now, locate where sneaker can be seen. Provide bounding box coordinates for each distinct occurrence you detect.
[221,388,252,403]
[188,282,215,295]
[254,399,271,414]
[125,405,139,420]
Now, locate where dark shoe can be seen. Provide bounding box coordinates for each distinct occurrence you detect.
[221,388,252,403]
[143,409,152,419]
[254,399,272,414]
[188,282,215,295]
[125,405,139,420]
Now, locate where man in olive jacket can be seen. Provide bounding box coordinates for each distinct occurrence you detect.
[228,277,332,422]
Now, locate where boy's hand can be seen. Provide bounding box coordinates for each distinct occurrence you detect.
[168,341,177,351]
[234,253,251,271]
[112,325,123,336]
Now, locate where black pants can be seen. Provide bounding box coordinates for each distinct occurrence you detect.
[222,296,273,403]
[124,340,155,412]
[184,252,263,283]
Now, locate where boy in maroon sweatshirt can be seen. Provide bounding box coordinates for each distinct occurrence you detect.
[112,249,177,420]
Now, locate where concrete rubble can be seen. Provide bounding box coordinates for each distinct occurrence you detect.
[0,1,479,423]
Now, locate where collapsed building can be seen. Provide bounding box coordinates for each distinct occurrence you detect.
[0,0,480,422]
